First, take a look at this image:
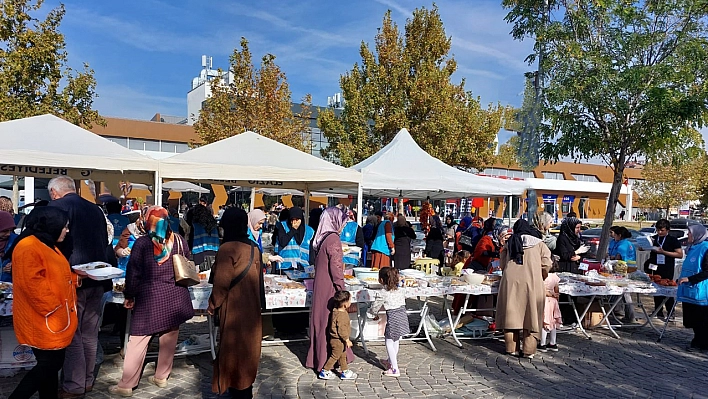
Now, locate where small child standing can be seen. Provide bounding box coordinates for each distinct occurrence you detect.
[319,291,357,380]
[539,271,562,352]
[368,267,410,377]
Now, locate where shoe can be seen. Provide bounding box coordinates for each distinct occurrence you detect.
[108,385,133,397]
[85,386,93,393]
[340,370,358,380]
[620,317,636,324]
[655,311,665,319]
[380,358,391,370]
[546,344,559,352]
[537,344,548,353]
[664,315,676,323]
[523,353,535,359]
[59,390,85,399]
[382,368,400,377]
[506,351,520,357]
[148,376,168,388]
[318,369,335,380]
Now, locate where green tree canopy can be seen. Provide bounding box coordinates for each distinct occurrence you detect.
[319,5,506,168]
[0,0,102,127]
[504,0,708,259]
[195,37,312,151]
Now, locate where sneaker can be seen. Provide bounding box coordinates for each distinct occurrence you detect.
[340,370,358,380]
[523,353,535,359]
[147,376,168,388]
[380,358,391,370]
[664,315,676,323]
[318,370,335,380]
[506,351,520,357]
[546,344,559,352]
[108,385,133,397]
[655,311,665,319]
[537,344,548,353]
[383,368,400,377]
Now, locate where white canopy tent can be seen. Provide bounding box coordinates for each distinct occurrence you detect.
[162,180,210,193]
[350,128,528,199]
[158,131,362,214]
[0,114,159,209]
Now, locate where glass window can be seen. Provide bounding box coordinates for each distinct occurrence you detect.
[128,139,145,150]
[161,142,178,153]
[571,174,600,182]
[175,143,189,153]
[144,140,160,151]
[106,137,128,147]
[542,171,564,180]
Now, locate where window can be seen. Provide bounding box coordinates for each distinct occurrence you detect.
[161,142,178,153]
[128,139,146,150]
[542,171,564,180]
[175,143,189,153]
[143,140,160,151]
[482,168,534,179]
[571,173,600,182]
[106,137,128,147]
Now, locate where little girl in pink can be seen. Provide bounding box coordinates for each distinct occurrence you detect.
[539,272,562,352]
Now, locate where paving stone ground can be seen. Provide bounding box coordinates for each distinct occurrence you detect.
[2,297,708,399]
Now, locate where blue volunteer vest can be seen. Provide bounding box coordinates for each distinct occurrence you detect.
[677,241,708,306]
[117,233,138,271]
[608,239,636,262]
[108,214,130,247]
[340,221,360,266]
[192,223,220,255]
[274,221,314,270]
[371,220,394,255]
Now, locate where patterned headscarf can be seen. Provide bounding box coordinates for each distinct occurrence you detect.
[492,224,509,247]
[144,206,174,265]
[531,212,554,235]
[312,207,348,250]
[0,197,13,215]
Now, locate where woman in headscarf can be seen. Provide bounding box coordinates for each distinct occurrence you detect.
[444,215,458,241]
[371,212,395,269]
[190,204,220,267]
[8,207,77,399]
[496,219,552,359]
[309,207,324,232]
[115,206,149,271]
[271,208,290,247]
[306,207,355,371]
[0,211,18,282]
[424,227,445,267]
[340,210,365,268]
[247,209,266,251]
[363,214,378,249]
[274,207,314,272]
[531,211,556,252]
[456,216,475,252]
[109,206,194,397]
[393,214,416,270]
[677,224,708,352]
[0,196,13,215]
[208,208,263,398]
[553,217,585,273]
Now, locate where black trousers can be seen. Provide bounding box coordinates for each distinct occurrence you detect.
[228,385,253,399]
[10,348,66,399]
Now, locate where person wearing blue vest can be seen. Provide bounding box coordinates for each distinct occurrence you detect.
[115,209,148,272]
[247,209,266,252]
[677,224,708,352]
[371,212,395,269]
[191,204,220,267]
[0,211,18,282]
[340,210,365,268]
[274,207,314,272]
[106,201,130,248]
[608,226,636,262]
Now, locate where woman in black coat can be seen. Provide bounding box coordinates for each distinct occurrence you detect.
[393,214,416,269]
[553,217,586,273]
[425,228,446,268]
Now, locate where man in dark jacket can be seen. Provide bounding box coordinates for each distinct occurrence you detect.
[48,176,109,398]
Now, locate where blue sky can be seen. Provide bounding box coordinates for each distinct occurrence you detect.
[48,0,535,144]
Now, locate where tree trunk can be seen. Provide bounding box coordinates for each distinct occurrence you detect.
[597,163,626,261]
[527,189,538,219]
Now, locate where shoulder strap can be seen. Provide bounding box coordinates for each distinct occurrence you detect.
[228,242,256,291]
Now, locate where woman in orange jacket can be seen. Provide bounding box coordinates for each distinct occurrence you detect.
[8,207,79,399]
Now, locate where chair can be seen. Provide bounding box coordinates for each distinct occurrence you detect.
[414,258,440,275]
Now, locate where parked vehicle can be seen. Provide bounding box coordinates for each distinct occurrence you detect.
[580,228,643,259]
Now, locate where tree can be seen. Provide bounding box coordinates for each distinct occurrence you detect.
[496,135,521,169]
[0,0,102,127]
[319,6,505,169]
[504,0,708,259]
[194,37,313,151]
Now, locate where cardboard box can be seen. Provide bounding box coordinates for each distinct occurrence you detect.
[0,327,36,369]
[582,302,605,328]
[350,312,387,340]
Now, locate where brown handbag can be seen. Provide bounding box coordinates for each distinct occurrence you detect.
[172,234,200,287]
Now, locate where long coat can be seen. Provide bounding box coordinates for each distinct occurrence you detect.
[124,234,194,336]
[393,225,416,270]
[496,236,551,339]
[305,233,355,369]
[208,240,262,393]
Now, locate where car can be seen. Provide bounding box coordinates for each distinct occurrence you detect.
[580,227,643,259]
[638,227,655,236]
[409,221,426,241]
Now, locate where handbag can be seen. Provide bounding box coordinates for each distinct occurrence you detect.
[214,242,256,325]
[173,235,200,287]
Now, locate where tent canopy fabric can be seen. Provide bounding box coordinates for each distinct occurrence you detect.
[158,131,361,191]
[350,128,528,199]
[0,114,158,183]
[162,180,210,193]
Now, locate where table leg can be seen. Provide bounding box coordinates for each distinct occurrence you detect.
[356,303,369,354]
[418,301,437,352]
[446,294,469,348]
[208,314,216,360]
[571,295,594,340]
[658,299,679,343]
[636,293,666,335]
[596,296,622,339]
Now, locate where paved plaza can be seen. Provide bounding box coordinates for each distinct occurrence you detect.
[1,305,708,399]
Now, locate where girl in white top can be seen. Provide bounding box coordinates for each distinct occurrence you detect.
[368,267,409,377]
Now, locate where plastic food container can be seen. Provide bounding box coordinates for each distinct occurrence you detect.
[353,267,380,283]
[461,270,485,285]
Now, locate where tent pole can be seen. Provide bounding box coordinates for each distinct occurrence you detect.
[304,186,310,221]
[398,190,403,217]
[153,171,162,207]
[12,176,19,214]
[508,195,512,226]
[250,187,256,211]
[357,184,363,226]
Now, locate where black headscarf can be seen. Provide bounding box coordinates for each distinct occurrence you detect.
[219,207,251,245]
[427,228,444,242]
[278,207,306,247]
[560,217,582,248]
[508,219,542,264]
[483,217,496,235]
[4,206,69,260]
[193,204,217,233]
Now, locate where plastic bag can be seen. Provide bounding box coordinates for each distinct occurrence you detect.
[424,315,443,337]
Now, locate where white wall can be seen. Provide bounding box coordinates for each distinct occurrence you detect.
[187,83,210,125]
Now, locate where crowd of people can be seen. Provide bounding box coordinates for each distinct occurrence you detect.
[3,182,708,397]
